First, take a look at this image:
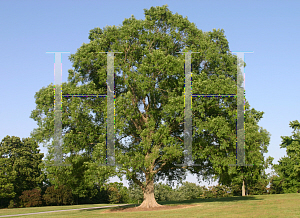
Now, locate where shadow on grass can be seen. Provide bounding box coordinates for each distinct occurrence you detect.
[79,196,264,213]
[157,195,263,206]
[77,204,138,213]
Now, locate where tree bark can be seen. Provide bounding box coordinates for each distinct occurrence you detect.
[245,179,248,196]
[242,179,246,196]
[138,176,162,208]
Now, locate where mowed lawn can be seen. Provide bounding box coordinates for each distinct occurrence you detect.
[1,193,299,218]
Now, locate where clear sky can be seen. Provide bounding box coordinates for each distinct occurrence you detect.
[1,0,299,189]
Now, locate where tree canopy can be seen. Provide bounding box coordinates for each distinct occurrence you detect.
[30,5,273,208]
[270,120,300,193]
[0,136,44,206]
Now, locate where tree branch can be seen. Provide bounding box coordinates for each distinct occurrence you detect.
[153,161,167,174]
[142,97,149,115]
[125,168,145,191]
[148,28,160,53]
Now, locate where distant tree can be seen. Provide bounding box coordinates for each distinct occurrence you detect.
[175,182,204,200]
[42,153,106,205]
[270,120,300,193]
[0,148,16,204]
[154,182,176,202]
[202,184,232,199]
[0,136,45,207]
[128,182,185,203]
[268,174,284,194]
[104,182,129,204]
[128,182,144,204]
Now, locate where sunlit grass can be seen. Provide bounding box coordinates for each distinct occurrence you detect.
[1,193,299,217]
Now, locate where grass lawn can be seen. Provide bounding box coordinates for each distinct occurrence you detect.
[0,204,131,217]
[1,193,299,217]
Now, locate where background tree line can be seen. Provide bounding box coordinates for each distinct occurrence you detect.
[1,120,299,208]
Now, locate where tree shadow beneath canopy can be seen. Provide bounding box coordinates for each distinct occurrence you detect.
[98,195,262,213]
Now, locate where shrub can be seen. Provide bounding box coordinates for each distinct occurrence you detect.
[75,184,110,204]
[154,182,188,202]
[97,185,109,203]
[104,182,130,204]
[43,186,56,206]
[202,184,233,199]
[43,185,73,206]
[7,200,16,208]
[119,186,130,203]
[0,198,10,209]
[247,179,269,195]
[19,189,42,207]
[229,183,242,196]
[154,182,175,202]
[128,183,144,204]
[269,175,285,194]
[176,182,205,200]
[108,185,122,204]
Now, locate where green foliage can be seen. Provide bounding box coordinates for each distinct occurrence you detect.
[43,185,73,206]
[19,188,43,207]
[72,184,110,204]
[95,185,110,204]
[128,182,144,204]
[119,186,130,203]
[268,175,285,194]
[128,181,205,202]
[30,61,119,206]
[128,182,181,203]
[175,182,205,200]
[154,182,178,202]
[247,178,269,195]
[43,154,99,204]
[201,184,232,199]
[7,200,17,208]
[0,136,45,207]
[107,185,121,204]
[28,4,275,206]
[228,183,242,196]
[198,102,274,196]
[270,120,300,194]
[97,182,130,204]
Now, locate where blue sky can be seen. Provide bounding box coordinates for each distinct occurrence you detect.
[1,0,299,189]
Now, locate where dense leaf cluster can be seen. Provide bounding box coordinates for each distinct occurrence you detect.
[269,120,300,194]
[0,136,44,208]
[43,185,74,206]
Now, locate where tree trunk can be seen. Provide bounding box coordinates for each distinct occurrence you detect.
[138,177,162,208]
[245,179,248,196]
[242,179,246,196]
